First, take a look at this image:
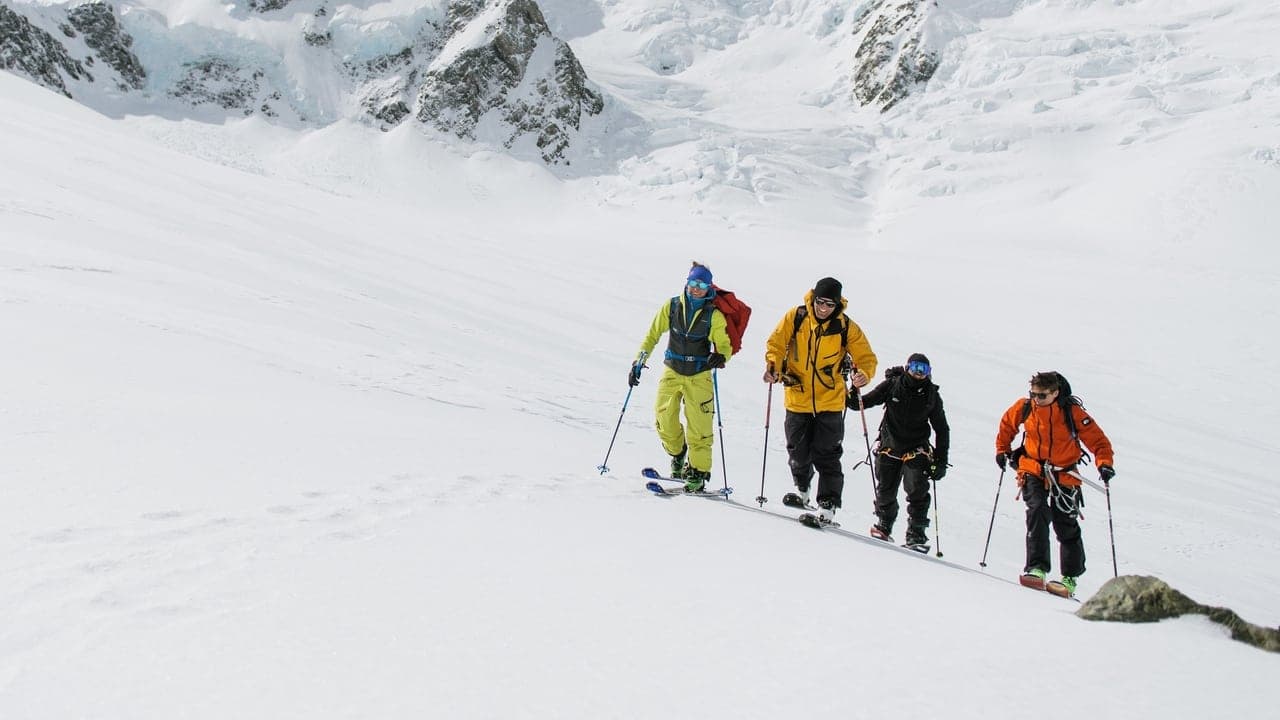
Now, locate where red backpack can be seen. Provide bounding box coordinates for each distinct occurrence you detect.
[711,286,752,354]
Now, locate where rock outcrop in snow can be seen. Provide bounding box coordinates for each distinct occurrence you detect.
[1,0,144,97]
[850,0,944,111]
[1079,576,1280,654]
[66,0,144,91]
[416,0,603,164]
[1,3,90,97]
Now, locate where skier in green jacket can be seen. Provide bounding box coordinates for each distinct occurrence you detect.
[631,262,734,492]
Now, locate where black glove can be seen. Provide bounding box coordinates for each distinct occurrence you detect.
[928,462,947,481]
[885,365,904,379]
[628,361,643,387]
[707,352,726,370]
[1099,464,1116,482]
[996,452,1008,471]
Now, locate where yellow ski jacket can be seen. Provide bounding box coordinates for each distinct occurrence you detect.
[764,291,877,414]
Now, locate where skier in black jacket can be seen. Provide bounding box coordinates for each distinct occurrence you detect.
[851,352,950,548]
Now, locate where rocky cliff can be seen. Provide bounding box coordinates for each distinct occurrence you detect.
[0,0,604,165]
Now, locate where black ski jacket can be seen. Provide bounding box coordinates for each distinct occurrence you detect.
[853,367,950,462]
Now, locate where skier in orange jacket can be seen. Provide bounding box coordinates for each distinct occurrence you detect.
[995,371,1115,597]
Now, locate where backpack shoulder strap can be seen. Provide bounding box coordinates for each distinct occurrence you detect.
[791,305,807,336]
[1051,396,1083,439]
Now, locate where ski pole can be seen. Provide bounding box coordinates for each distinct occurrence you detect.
[756,382,773,506]
[852,386,878,495]
[1104,478,1118,577]
[931,477,943,558]
[599,351,647,475]
[979,466,1006,567]
[597,385,634,475]
[712,369,729,500]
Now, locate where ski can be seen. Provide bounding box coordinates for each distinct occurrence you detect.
[1018,574,1080,601]
[641,468,733,497]
[798,513,840,529]
[1018,573,1047,591]
[1046,581,1078,600]
[645,480,733,498]
[869,526,895,544]
[903,543,930,554]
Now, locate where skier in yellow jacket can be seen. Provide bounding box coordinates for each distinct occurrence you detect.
[631,262,734,492]
[763,277,876,525]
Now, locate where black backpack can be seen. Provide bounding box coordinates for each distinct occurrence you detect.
[786,305,852,376]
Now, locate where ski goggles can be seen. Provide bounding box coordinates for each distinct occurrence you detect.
[907,359,931,376]
[687,279,710,291]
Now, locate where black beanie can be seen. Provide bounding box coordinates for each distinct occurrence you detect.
[908,352,931,366]
[813,277,842,301]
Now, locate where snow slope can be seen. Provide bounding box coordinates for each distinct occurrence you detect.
[3,0,1280,716]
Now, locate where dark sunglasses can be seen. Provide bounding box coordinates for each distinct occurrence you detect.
[814,298,837,309]
[907,360,930,376]
[687,280,710,291]
[1029,390,1054,400]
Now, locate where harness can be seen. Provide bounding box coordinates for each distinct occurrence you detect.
[1040,462,1085,519]
[1013,399,1090,518]
[876,445,935,464]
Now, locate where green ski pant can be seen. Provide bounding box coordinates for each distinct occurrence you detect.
[654,367,715,473]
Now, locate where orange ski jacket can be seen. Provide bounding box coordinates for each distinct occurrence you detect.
[996,399,1114,487]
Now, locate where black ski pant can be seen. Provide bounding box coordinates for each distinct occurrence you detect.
[784,410,845,507]
[873,454,931,532]
[1021,472,1085,577]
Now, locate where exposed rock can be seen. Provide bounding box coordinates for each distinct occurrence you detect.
[373,100,410,125]
[66,1,145,90]
[169,56,269,115]
[303,30,331,47]
[851,0,940,112]
[357,47,416,77]
[446,0,485,33]
[348,45,427,130]
[1079,575,1280,654]
[302,5,334,47]
[247,0,292,13]
[0,3,89,97]
[415,0,603,164]
[1,0,604,164]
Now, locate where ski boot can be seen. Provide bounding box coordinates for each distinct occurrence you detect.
[869,523,893,542]
[782,487,812,509]
[904,525,930,553]
[1019,567,1048,591]
[669,445,688,479]
[1047,576,1078,598]
[682,466,710,493]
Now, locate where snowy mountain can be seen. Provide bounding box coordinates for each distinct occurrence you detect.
[3,0,1279,717]
[1,0,608,163]
[1,0,969,167]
